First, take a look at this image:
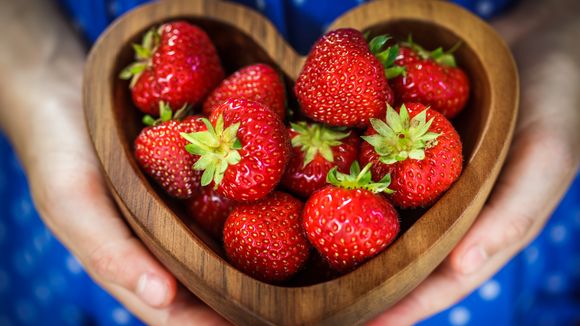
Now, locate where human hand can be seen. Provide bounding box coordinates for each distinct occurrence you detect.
[0,1,230,325]
[368,6,580,326]
[20,97,230,326]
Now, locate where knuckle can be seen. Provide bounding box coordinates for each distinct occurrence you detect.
[87,243,121,282]
[504,213,535,245]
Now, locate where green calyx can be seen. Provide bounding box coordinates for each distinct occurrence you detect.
[361,104,440,165]
[290,122,350,167]
[142,102,190,126]
[404,35,460,68]
[180,115,242,188]
[119,27,161,87]
[326,162,393,194]
[368,34,406,79]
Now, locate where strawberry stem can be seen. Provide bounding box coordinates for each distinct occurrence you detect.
[181,115,242,188]
[326,162,393,194]
[290,122,350,167]
[362,104,440,165]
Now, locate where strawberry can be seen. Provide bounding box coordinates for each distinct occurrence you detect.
[185,187,234,240]
[303,162,399,273]
[202,63,286,120]
[134,103,205,199]
[389,40,470,118]
[120,21,224,116]
[181,98,291,202]
[294,29,396,127]
[281,122,359,198]
[359,103,463,208]
[223,191,311,282]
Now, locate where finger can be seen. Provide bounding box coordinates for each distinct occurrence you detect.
[450,129,577,275]
[30,155,178,308]
[367,246,518,326]
[368,129,578,325]
[107,285,232,326]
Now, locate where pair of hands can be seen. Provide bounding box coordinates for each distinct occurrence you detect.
[1,1,578,325]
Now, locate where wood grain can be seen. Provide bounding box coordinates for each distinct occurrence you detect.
[83,0,519,325]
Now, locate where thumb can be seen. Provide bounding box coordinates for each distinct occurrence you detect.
[450,130,577,275]
[32,162,178,308]
[85,235,178,308]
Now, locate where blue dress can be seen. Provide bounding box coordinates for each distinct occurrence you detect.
[1,1,579,325]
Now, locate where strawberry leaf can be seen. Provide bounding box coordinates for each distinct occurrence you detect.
[290,122,351,167]
[181,115,242,187]
[362,104,441,165]
[385,66,406,79]
[142,115,156,126]
[159,102,173,122]
[369,34,406,80]
[326,162,394,194]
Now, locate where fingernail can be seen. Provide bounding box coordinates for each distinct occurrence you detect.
[460,245,487,275]
[137,273,168,307]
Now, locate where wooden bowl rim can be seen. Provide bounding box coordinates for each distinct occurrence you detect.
[84,0,519,324]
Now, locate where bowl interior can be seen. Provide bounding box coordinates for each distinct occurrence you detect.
[112,17,490,286]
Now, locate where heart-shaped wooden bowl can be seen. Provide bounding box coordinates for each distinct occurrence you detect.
[84,0,518,325]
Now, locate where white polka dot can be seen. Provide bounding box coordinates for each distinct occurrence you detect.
[545,273,566,293]
[549,224,567,243]
[524,246,539,264]
[0,221,6,243]
[32,230,52,253]
[66,255,83,274]
[0,315,13,326]
[10,197,33,224]
[112,307,131,325]
[34,284,51,303]
[0,269,10,293]
[255,0,266,10]
[476,0,495,16]
[478,279,501,300]
[48,271,67,293]
[15,300,37,324]
[293,0,306,7]
[13,249,35,275]
[449,306,471,326]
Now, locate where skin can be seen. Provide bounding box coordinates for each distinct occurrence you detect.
[0,1,578,325]
[0,1,228,325]
[369,0,580,324]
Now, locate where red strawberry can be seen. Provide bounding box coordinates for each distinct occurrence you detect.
[281,122,359,198]
[120,21,224,116]
[389,41,470,118]
[223,191,311,282]
[185,187,234,239]
[134,103,206,199]
[202,64,286,120]
[294,29,395,127]
[303,162,399,273]
[181,98,291,202]
[359,103,463,208]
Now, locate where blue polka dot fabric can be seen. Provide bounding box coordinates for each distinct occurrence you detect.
[2,0,578,325]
